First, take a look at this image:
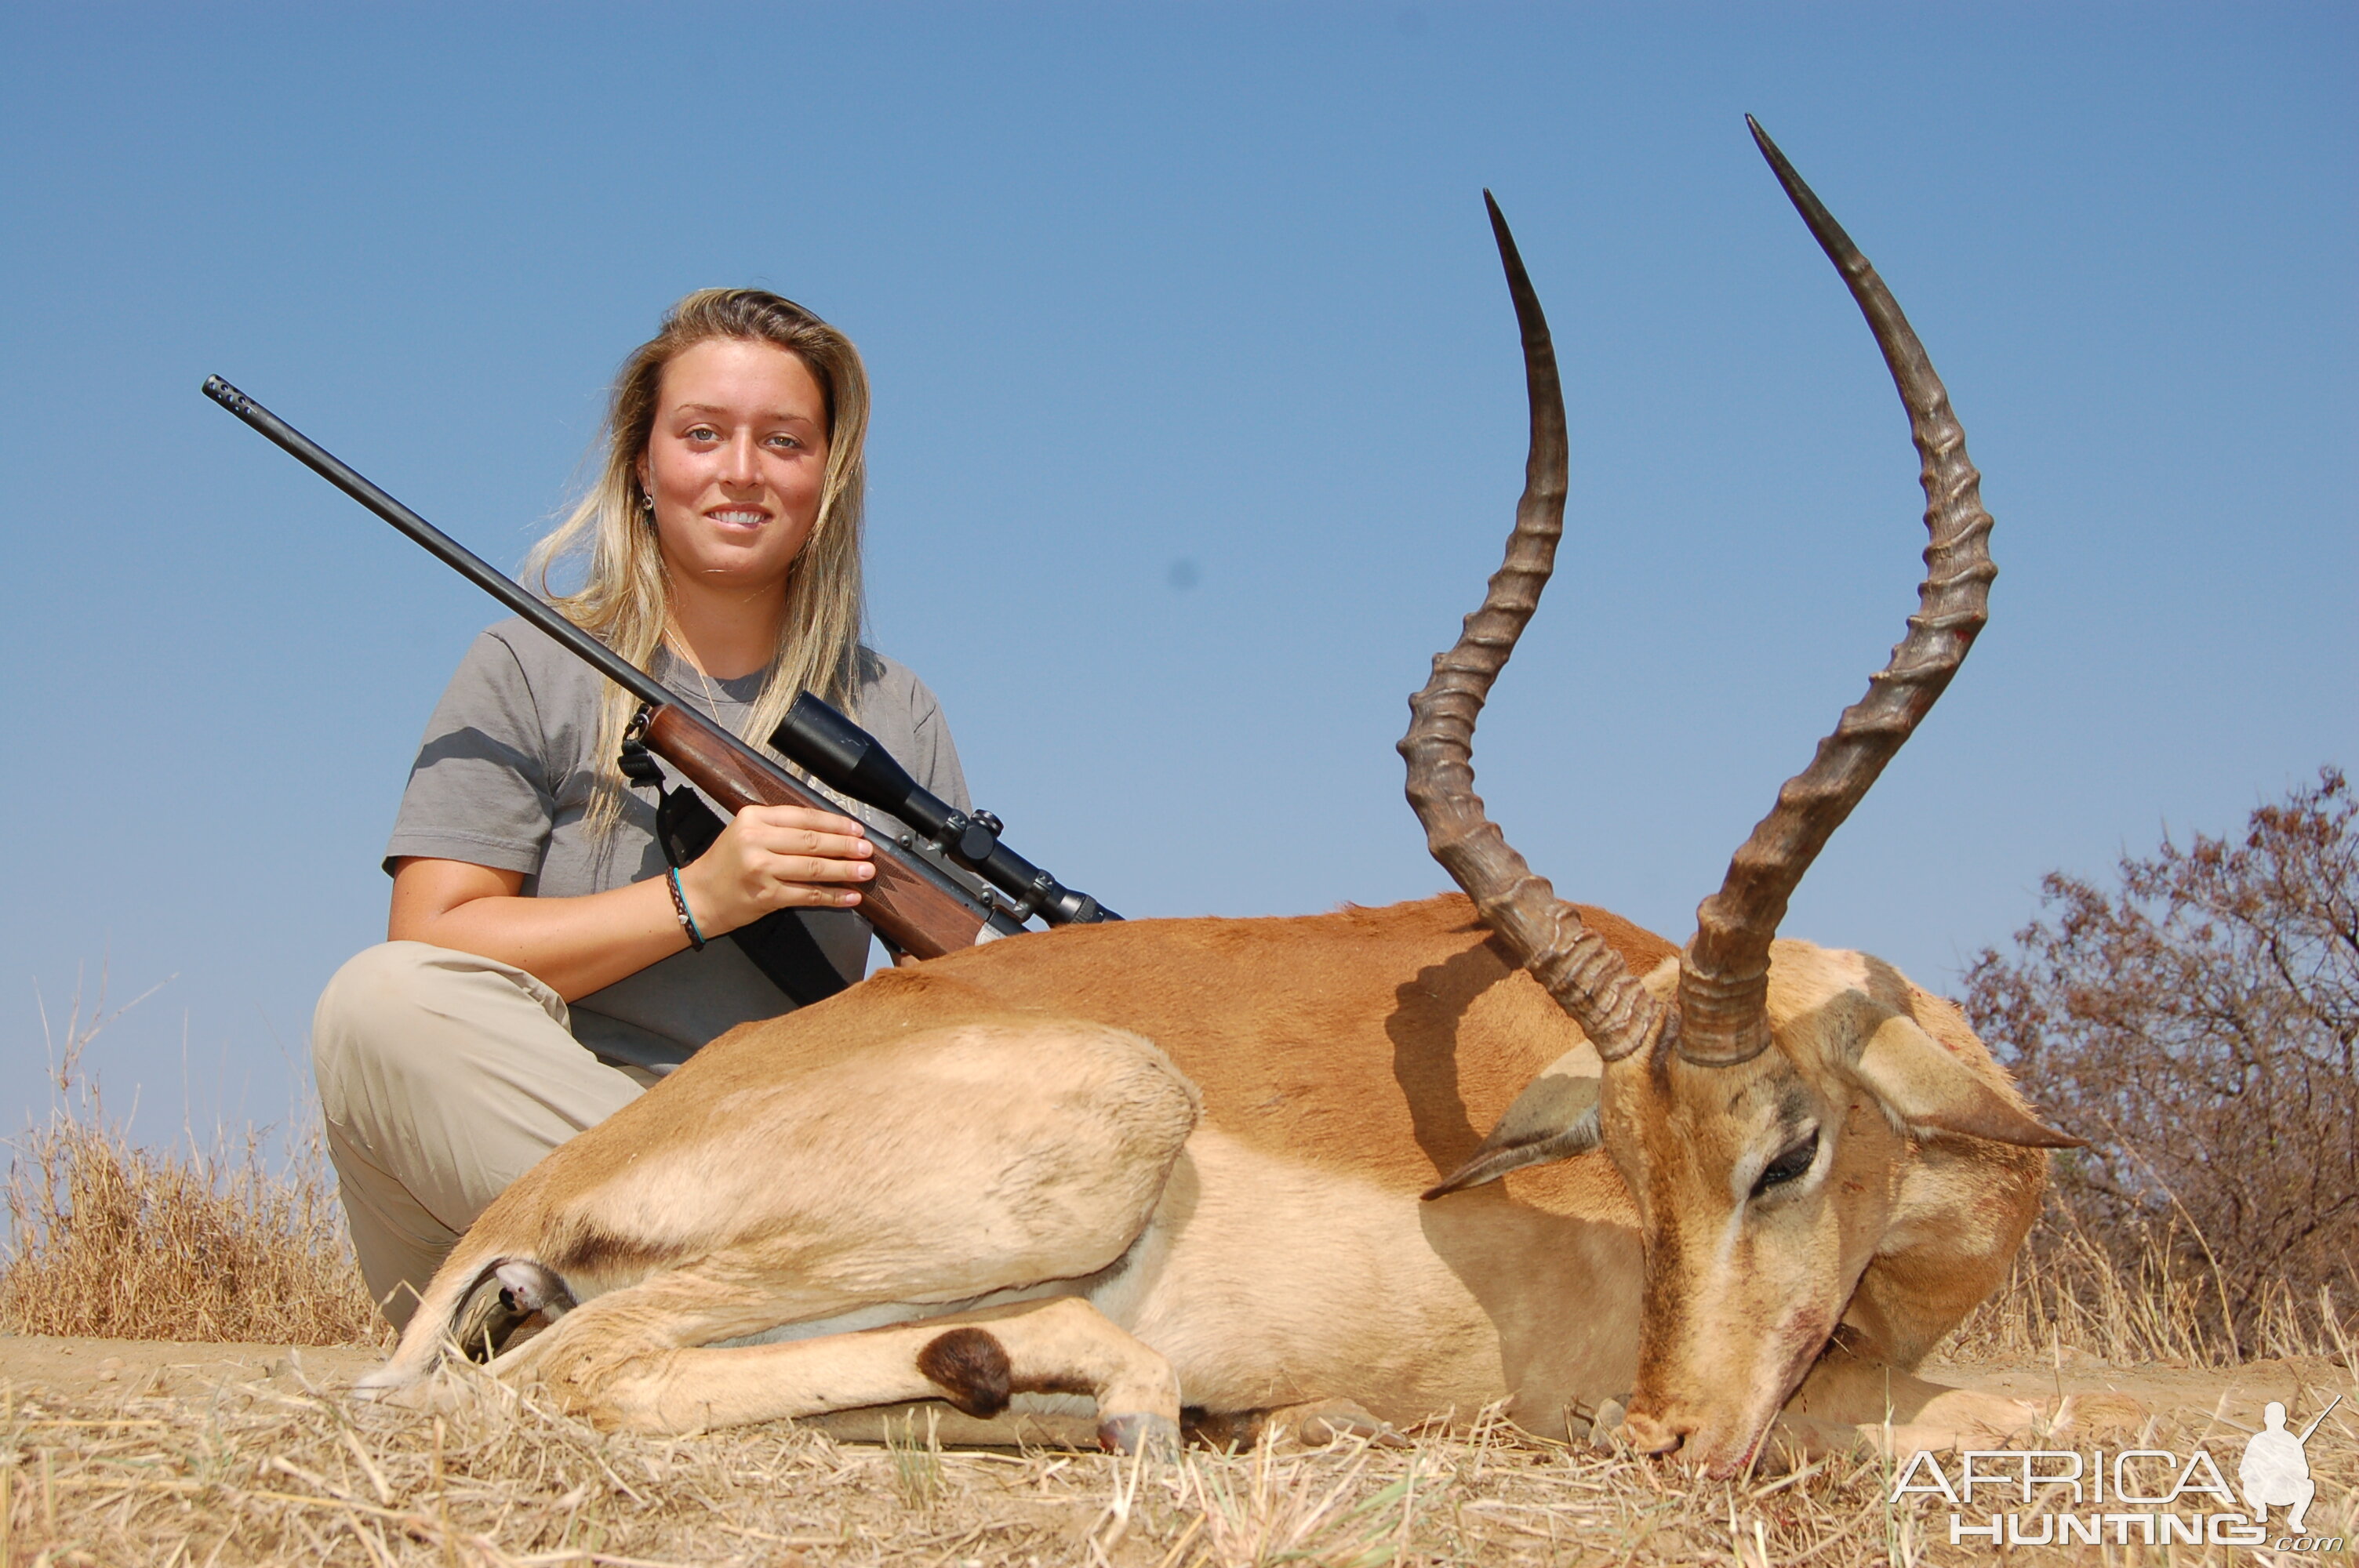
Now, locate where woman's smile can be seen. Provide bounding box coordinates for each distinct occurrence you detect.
[638,336,831,595]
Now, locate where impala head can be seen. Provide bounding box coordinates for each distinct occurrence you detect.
[1403,119,2077,1476]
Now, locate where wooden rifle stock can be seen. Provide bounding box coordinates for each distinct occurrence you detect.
[638,704,994,958]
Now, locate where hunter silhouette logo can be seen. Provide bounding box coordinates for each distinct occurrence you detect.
[2241,1396,2339,1534]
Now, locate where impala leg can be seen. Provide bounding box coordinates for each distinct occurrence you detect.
[525,1285,1180,1449]
[1779,1340,2143,1456]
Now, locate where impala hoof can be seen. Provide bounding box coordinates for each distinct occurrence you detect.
[1284,1399,1409,1448]
[1099,1412,1181,1455]
[1588,1398,1627,1450]
[351,1364,413,1399]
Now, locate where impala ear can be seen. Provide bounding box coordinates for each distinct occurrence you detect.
[1848,1014,2085,1149]
[1425,1044,1605,1199]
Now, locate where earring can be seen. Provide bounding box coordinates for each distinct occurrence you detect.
[640,492,656,518]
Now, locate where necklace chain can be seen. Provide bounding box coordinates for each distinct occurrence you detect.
[666,630,729,725]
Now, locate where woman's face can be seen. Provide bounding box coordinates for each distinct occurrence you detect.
[637,336,831,602]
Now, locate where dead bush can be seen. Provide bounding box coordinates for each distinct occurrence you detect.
[1965,764,2358,1353]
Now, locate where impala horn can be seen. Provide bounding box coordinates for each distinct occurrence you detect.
[1399,193,1670,1065]
[1675,118,1997,1067]
[1405,129,1997,1073]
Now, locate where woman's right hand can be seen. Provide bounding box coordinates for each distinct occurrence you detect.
[675,804,876,937]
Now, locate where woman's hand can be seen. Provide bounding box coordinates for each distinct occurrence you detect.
[675,804,874,938]
[387,806,871,1001]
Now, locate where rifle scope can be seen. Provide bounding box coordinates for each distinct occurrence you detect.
[774,694,1116,927]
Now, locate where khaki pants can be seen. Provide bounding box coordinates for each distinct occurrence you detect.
[312,942,659,1328]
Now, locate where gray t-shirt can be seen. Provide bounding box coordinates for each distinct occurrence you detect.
[386,616,969,1072]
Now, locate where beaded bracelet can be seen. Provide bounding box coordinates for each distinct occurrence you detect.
[666,865,707,950]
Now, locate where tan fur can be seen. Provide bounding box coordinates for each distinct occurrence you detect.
[363,893,2087,1473]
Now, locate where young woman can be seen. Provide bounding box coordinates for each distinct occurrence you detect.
[313,290,970,1326]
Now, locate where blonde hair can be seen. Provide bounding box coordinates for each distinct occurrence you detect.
[526,289,871,834]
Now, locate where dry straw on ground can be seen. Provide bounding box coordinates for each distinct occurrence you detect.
[0,1348,2350,1567]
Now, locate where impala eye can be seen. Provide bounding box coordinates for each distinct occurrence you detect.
[1751,1131,1818,1199]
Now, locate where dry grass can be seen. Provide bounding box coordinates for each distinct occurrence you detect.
[1947,1202,2356,1371]
[0,1355,2349,1566]
[0,982,383,1347]
[0,1105,381,1348]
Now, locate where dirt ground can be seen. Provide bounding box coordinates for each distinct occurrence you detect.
[1919,1347,2353,1433]
[0,1336,381,1406]
[1,1334,2350,1565]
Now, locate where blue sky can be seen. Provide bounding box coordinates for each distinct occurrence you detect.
[2,5,2351,1142]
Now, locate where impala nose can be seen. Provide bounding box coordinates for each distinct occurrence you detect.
[1619,1408,1688,1456]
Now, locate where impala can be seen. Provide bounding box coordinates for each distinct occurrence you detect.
[362,120,2098,1476]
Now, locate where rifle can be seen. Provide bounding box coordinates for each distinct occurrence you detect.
[202,376,1117,967]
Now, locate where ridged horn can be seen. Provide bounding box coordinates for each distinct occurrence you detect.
[1675,118,1998,1066]
[1400,194,1670,1064]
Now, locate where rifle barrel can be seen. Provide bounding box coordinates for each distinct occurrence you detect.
[202,376,674,711]
[202,374,1023,954]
